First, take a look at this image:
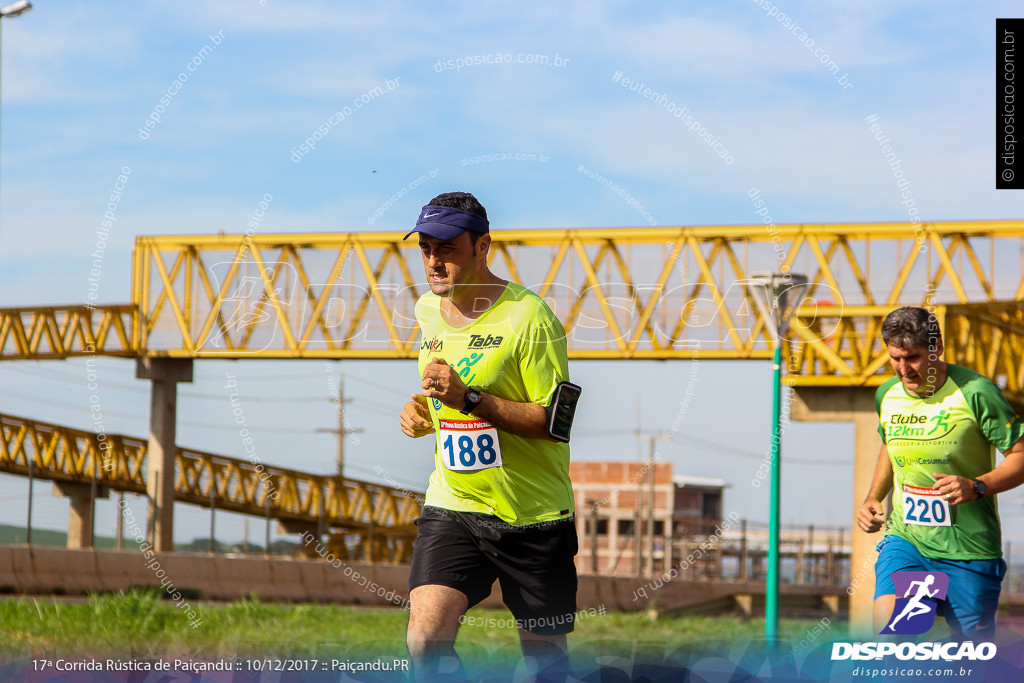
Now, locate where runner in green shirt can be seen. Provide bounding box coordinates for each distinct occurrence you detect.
[399,192,577,681]
[857,306,1024,638]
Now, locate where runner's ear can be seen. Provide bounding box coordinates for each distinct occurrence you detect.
[476,233,491,258]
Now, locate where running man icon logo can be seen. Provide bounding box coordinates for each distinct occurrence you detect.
[881,571,949,635]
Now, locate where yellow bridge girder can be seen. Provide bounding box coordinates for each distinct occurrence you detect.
[4,221,1024,399]
[1,222,1022,398]
[1,222,1021,365]
[127,221,1024,401]
[0,305,136,359]
[0,412,419,562]
[127,222,1024,364]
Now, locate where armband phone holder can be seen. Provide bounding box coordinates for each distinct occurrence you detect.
[546,381,582,443]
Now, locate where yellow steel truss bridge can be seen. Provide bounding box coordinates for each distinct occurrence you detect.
[3,220,1023,393]
[0,411,418,562]
[2,219,1023,558]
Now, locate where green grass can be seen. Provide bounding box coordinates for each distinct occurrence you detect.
[0,589,847,670]
[0,590,409,660]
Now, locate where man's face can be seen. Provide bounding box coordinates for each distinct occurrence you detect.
[887,340,944,395]
[418,232,487,297]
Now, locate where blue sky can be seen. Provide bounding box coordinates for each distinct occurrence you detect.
[1,1,1023,553]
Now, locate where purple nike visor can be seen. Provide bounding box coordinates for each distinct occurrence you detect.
[403,205,490,241]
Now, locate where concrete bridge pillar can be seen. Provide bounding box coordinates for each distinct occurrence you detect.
[792,386,883,638]
[136,358,193,552]
[53,481,108,549]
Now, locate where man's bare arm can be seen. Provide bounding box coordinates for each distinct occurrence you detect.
[856,444,893,533]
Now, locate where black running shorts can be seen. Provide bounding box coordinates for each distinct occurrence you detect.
[408,505,579,636]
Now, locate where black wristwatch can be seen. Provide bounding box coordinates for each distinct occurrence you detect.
[461,388,483,415]
[972,478,988,500]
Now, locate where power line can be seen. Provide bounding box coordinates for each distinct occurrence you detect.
[2,365,330,402]
[341,372,414,399]
[180,421,320,435]
[574,427,849,466]
[0,392,144,422]
[2,364,409,404]
[0,392,344,436]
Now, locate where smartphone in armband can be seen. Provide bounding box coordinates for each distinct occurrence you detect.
[546,381,582,443]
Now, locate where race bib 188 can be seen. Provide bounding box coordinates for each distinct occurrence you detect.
[902,483,951,527]
[438,418,503,472]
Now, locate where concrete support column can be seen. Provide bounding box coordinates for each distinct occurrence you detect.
[792,386,882,638]
[53,481,109,549]
[136,358,193,553]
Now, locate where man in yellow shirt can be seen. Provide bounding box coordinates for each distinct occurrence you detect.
[399,192,577,680]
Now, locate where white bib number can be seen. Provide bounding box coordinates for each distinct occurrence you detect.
[902,483,951,527]
[439,418,503,472]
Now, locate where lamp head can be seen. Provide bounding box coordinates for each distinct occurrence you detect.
[0,1,32,18]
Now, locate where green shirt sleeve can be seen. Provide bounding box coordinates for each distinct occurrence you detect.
[875,377,898,444]
[516,303,569,408]
[954,366,1024,451]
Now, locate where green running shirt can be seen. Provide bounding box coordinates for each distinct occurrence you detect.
[876,364,1024,559]
[415,282,574,525]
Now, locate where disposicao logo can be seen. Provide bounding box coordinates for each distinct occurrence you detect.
[831,570,997,663]
[831,641,996,662]
[882,571,948,635]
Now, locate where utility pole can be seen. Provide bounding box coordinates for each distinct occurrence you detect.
[647,435,655,577]
[316,375,364,478]
[115,491,124,550]
[587,500,599,573]
[636,430,670,577]
[634,393,642,577]
[645,432,670,577]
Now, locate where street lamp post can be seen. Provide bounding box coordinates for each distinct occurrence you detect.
[749,271,808,645]
[0,1,32,237]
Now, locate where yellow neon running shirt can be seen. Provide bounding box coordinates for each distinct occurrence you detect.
[876,364,1024,559]
[415,282,574,525]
